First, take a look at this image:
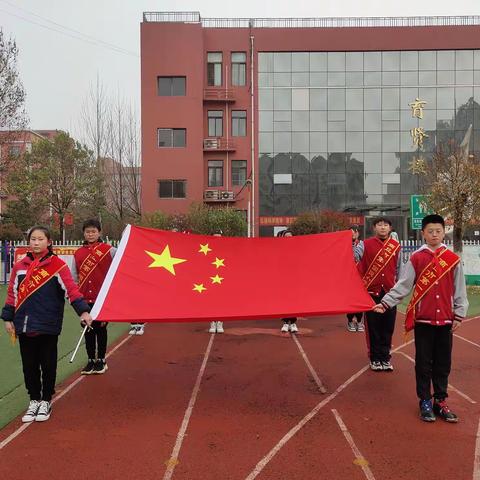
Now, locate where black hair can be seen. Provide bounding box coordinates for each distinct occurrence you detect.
[351,225,359,232]
[82,218,102,232]
[27,225,54,254]
[372,217,392,227]
[421,214,445,230]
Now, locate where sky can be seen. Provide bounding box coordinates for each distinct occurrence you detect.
[1,0,480,135]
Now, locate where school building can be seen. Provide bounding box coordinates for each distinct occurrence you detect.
[140,13,480,237]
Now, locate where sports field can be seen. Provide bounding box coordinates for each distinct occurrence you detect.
[0,287,479,479]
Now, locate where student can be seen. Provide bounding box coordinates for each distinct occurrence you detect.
[277,229,299,333]
[356,217,401,371]
[347,226,365,332]
[73,219,116,374]
[209,231,225,334]
[374,214,468,422]
[2,226,92,423]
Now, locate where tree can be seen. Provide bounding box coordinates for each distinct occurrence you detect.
[0,29,28,132]
[290,209,351,236]
[410,125,480,253]
[6,132,98,240]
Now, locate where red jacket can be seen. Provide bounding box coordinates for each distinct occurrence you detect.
[73,242,115,304]
[357,237,400,296]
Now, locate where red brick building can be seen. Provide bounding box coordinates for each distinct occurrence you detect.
[140,13,480,237]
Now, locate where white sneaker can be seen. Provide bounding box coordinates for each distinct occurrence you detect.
[209,321,216,333]
[281,323,290,333]
[356,321,365,332]
[216,321,224,333]
[35,400,51,422]
[22,400,40,423]
[129,324,137,335]
[290,323,299,333]
[136,325,145,336]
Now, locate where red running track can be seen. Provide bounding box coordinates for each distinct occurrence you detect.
[0,314,479,480]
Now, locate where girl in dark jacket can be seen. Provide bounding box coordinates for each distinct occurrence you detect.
[2,226,92,423]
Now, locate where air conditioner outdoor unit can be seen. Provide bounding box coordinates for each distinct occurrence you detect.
[220,191,234,200]
[204,190,218,199]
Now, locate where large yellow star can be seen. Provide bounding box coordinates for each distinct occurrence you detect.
[212,257,225,269]
[210,274,223,284]
[199,243,212,256]
[145,246,186,275]
[193,283,206,293]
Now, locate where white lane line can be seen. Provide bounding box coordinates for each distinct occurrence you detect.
[463,315,480,324]
[0,333,132,450]
[455,334,480,349]
[244,338,414,480]
[332,409,376,480]
[163,333,215,480]
[291,334,327,393]
[395,350,476,404]
[474,418,480,480]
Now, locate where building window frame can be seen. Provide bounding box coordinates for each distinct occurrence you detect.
[231,160,247,186]
[231,52,246,86]
[157,128,186,148]
[158,179,187,198]
[157,76,186,96]
[208,160,224,187]
[208,110,224,137]
[207,52,223,86]
[232,110,247,137]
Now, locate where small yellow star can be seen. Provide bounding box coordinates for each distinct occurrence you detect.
[199,243,212,255]
[193,283,207,293]
[145,246,186,275]
[210,274,223,284]
[212,257,225,269]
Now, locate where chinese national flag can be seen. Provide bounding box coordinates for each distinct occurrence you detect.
[91,225,374,323]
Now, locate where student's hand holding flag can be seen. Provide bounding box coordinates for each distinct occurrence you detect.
[373,303,386,313]
[80,312,93,327]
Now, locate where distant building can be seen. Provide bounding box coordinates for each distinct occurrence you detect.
[0,130,59,216]
[140,13,480,237]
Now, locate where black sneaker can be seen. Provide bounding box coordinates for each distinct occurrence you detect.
[370,361,383,371]
[381,361,394,372]
[433,400,458,423]
[81,360,95,375]
[419,399,436,422]
[93,359,108,374]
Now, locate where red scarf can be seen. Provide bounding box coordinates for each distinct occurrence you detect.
[23,249,50,286]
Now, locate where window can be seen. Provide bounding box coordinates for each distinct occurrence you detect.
[157,128,186,147]
[232,52,246,86]
[232,110,247,136]
[208,160,224,187]
[158,180,186,198]
[232,160,247,186]
[207,52,222,86]
[157,76,186,96]
[208,111,223,137]
[9,145,21,157]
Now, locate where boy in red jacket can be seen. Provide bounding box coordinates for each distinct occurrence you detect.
[356,217,401,371]
[374,214,468,422]
[73,219,116,375]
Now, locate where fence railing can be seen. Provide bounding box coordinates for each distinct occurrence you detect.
[142,12,480,28]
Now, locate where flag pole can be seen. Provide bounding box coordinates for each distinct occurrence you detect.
[69,325,89,363]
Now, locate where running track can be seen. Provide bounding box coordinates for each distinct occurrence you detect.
[1,314,479,480]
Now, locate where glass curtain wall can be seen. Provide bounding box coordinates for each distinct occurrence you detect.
[258,50,480,234]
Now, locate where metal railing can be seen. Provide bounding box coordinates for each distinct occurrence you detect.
[143,12,480,29]
[203,138,236,151]
[204,87,235,101]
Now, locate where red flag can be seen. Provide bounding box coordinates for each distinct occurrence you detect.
[91,225,374,323]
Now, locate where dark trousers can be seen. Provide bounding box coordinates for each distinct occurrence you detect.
[365,294,396,362]
[85,320,108,359]
[19,334,58,402]
[347,313,363,322]
[414,323,452,401]
[282,317,297,324]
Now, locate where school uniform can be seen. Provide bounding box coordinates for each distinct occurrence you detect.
[356,236,401,363]
[1,252,89,401]
[381,244,468,400]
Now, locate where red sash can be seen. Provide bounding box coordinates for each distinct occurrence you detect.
[16,255,66,309]
[362,238,400,289]
[404,247,460,332]
[78,243,112,288]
